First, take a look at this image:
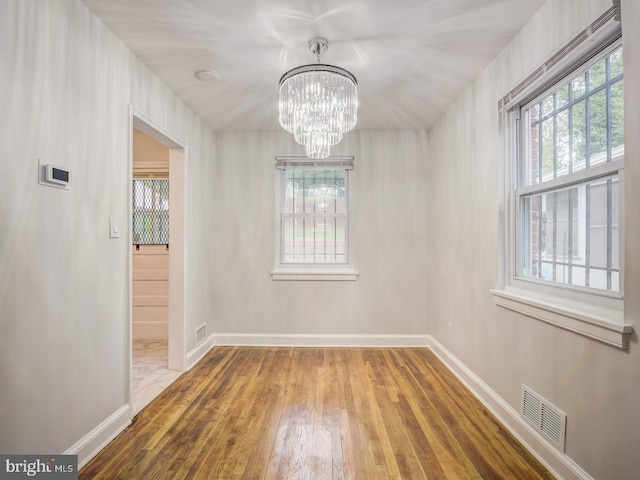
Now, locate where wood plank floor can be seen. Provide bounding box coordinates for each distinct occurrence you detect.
[79,347,554,479]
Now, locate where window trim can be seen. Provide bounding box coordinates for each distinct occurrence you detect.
[512,36,625,296]
[271,156,358,281]
[493,8,632,348]
[490,287,630,348]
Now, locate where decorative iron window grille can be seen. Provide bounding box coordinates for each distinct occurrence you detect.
[132,179,169,246]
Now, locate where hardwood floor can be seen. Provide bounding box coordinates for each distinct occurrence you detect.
[80,347,554,479]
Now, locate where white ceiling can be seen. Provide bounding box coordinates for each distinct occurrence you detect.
[81,0,546,132]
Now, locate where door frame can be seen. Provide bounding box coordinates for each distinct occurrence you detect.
[128,107,187,411]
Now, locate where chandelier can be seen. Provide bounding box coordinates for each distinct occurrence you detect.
[278,38,358,159]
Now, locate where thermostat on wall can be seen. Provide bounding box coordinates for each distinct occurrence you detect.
[46,164,70,185]
[39,159,70,189]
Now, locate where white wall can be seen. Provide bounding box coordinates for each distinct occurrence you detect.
[132,128,169,175]
[209,130,429,338]
[0,0,428,457]
[0,0,215,455]
[426,0,640,478]
[4,0,637,477]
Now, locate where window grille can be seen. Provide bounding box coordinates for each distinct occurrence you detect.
[132,179,169,245]
[276,157,352,265]
[516,42,623,293]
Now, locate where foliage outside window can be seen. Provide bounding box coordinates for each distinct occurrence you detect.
[517,42,623,293]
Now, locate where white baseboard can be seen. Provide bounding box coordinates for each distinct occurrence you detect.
[186,335,216,370]
[425,335,593,480]
[66,336,591,477]
[64,404,131,470]
[68,336,428,470]
[211,333,430,347]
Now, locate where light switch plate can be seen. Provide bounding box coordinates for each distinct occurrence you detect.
[109,216,120,238]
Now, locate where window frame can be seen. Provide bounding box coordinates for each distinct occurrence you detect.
[514,39,624,297]
[492,11,632,349]
[271,156,358,281]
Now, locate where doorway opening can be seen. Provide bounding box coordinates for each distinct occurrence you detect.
[129,111,186,415]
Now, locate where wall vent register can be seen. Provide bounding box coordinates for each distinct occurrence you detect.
[195,323,207,346]
[521,385,567,452]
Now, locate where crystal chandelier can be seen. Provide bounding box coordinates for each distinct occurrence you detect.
[278,38,358,159]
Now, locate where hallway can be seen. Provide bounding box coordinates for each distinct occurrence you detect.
[132,339,181,415]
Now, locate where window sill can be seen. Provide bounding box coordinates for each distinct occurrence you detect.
[490,287,632,349]
[271,267,359,281]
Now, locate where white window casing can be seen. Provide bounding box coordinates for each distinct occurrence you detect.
[271,156,358,281]
[493,6,633,348]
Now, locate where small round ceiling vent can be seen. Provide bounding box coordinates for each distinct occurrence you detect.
[195,69,220,82]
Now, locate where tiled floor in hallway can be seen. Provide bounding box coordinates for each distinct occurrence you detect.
[132,339,182,415]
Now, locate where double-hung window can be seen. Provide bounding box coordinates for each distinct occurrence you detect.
[517,42,624,293]
[493,8,632,348]
[272,156,357,281]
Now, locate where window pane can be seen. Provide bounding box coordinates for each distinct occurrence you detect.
[588,89,607,165]
[588,57,606,90]
[611,179,620,270]
[527,114,540,185]
[611,271,620,292]
[284,170,304,214]
[556,85,569,108]
[521,175,619,292]
[542,95,554,117]
[571,74,586,99]
[571,266,586,287]
[571,101,586,172]
[517,41,622,295]
[304,217,315,262]
[590,269,607,290]
[281,167,348,264]
[588,179,618,276]
[541,118,554,180]
[523,47,623,187]
[609,47,623,79]
[611,79,624,154]
[557,109,570,174]
[282,216,296,260]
